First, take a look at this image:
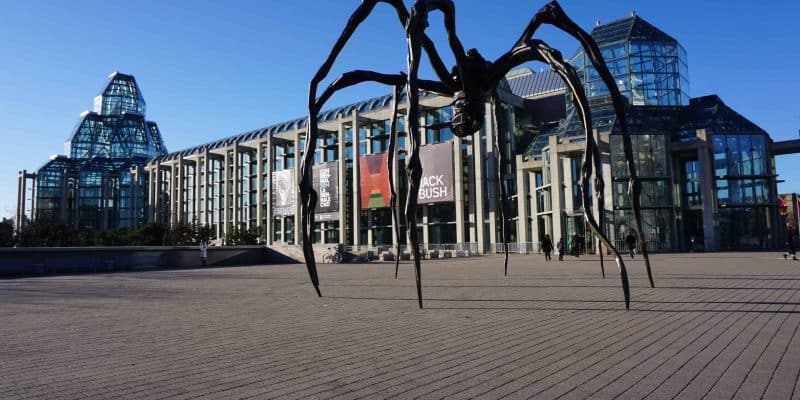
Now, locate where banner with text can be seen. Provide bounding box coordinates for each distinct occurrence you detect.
[359,153,391,209]
[313,162,339,214]
[272,169,295,216]
[418,141,454,204]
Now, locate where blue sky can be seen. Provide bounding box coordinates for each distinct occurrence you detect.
[2,0,799,219]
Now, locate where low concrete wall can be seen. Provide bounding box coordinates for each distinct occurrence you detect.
[0,246,296,276]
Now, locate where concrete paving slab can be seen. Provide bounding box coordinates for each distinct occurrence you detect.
[1,252,799,399]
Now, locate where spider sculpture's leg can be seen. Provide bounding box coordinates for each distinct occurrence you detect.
[593,127,606,278]
[491,94,511,276]
[304,0,458,298]
[489,39,630,308]
[388,82,404,279]
[513,0,654,288]
[305,71,449,299]
[533,42,630,309]
[405,34,425,309]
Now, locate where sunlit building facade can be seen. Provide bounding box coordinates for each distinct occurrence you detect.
[517,14,787,251]
[17,15,797,253]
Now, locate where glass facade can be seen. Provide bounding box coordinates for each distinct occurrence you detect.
[34,72,166,230]
[518,14,780,252]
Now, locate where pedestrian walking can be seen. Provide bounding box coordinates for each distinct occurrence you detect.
[200,240,209,266]
[626,230,637,259]
[785,226,797,261]
[542,234,553,261]
[571,232,580,257]
[557,238,565,261]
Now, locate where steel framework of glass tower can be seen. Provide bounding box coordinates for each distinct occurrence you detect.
[27,72,166,231]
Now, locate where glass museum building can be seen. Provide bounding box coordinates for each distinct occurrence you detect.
[17,14,798,252]
[17,72,166,232]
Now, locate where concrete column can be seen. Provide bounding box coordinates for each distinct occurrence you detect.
[484,102,497,250]
[29,173,37,222]
[467,138,477,245]
[221,151,229,239]
[202,150,211,227]
[422,205,429,245]
[473,114,486,253]
[177,157,185,225]
[16,170,26,234]
[562,155,574,213]
[266,136,274,245]
[130,167,139,229]
[338,122,347,244]
[146,166,155,222]
[352,112,361,246]
[454,136,465,244]
[367,210,374,246]
[191,160,199,225]
[515,155,529,246]
[256,141,264,234]
[549,135,564,245]
[293,134,302,245]
[529,171,540,243]
[154,162,162,224]
[232,145,240,229]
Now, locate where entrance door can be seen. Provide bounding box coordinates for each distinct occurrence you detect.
[683,209,704,251]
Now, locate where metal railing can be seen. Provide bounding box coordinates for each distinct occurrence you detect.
[343,243,479,258]
[490,242,541,254]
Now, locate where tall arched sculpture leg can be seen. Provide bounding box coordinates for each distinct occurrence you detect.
[388,82,404,280]
[491,95,511,275]
[512,0,654,288]
[489,39,631,308]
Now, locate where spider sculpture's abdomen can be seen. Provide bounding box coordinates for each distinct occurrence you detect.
[451,90,485,137]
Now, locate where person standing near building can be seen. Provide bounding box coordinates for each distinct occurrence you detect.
[626,230,638,259]
[557,238,565,261]
[571,232,580,258]
[200,240,209,266]
[785,225,797,261]
[542,234,553,261]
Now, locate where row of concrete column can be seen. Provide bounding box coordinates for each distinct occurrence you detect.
[142,100,505,250]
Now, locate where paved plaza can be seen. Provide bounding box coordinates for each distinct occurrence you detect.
[1,252,800,399]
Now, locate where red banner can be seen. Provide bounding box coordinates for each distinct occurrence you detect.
[359,153,390,209]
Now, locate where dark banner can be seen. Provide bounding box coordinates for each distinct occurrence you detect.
[272,169,295,216]
[418,141,454,204]
[359,153,390,209]
[313,162,339,214]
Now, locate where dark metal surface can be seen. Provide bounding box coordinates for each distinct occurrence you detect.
[301,0,653,309]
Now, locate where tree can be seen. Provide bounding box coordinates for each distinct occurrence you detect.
[17,220,80,247]
[0,221,13,247]
[224,226,261,245]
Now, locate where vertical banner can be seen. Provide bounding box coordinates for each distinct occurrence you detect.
[359,153,391,209]
[418,141,454,204]
[313,161,339,213]
[272,169,295,215]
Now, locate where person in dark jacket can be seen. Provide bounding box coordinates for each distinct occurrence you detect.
[571,232,580,257]
[557,238,565,261]
[626,230,637,259]
[542,234,553,261]
[786,226,797,261]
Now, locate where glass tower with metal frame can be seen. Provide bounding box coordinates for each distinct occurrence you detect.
[34,72,166,230]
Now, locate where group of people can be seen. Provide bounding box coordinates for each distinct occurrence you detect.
[540,232,591,262]
[540,230,640,262]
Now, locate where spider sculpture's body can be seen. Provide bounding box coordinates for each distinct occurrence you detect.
[300,0,655,310]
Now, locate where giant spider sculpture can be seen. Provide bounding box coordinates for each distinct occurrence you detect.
[299,0,655,310]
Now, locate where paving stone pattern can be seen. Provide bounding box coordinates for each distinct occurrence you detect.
[1,252,800,399]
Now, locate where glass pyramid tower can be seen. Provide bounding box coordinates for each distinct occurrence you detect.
[35,72,167,230]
